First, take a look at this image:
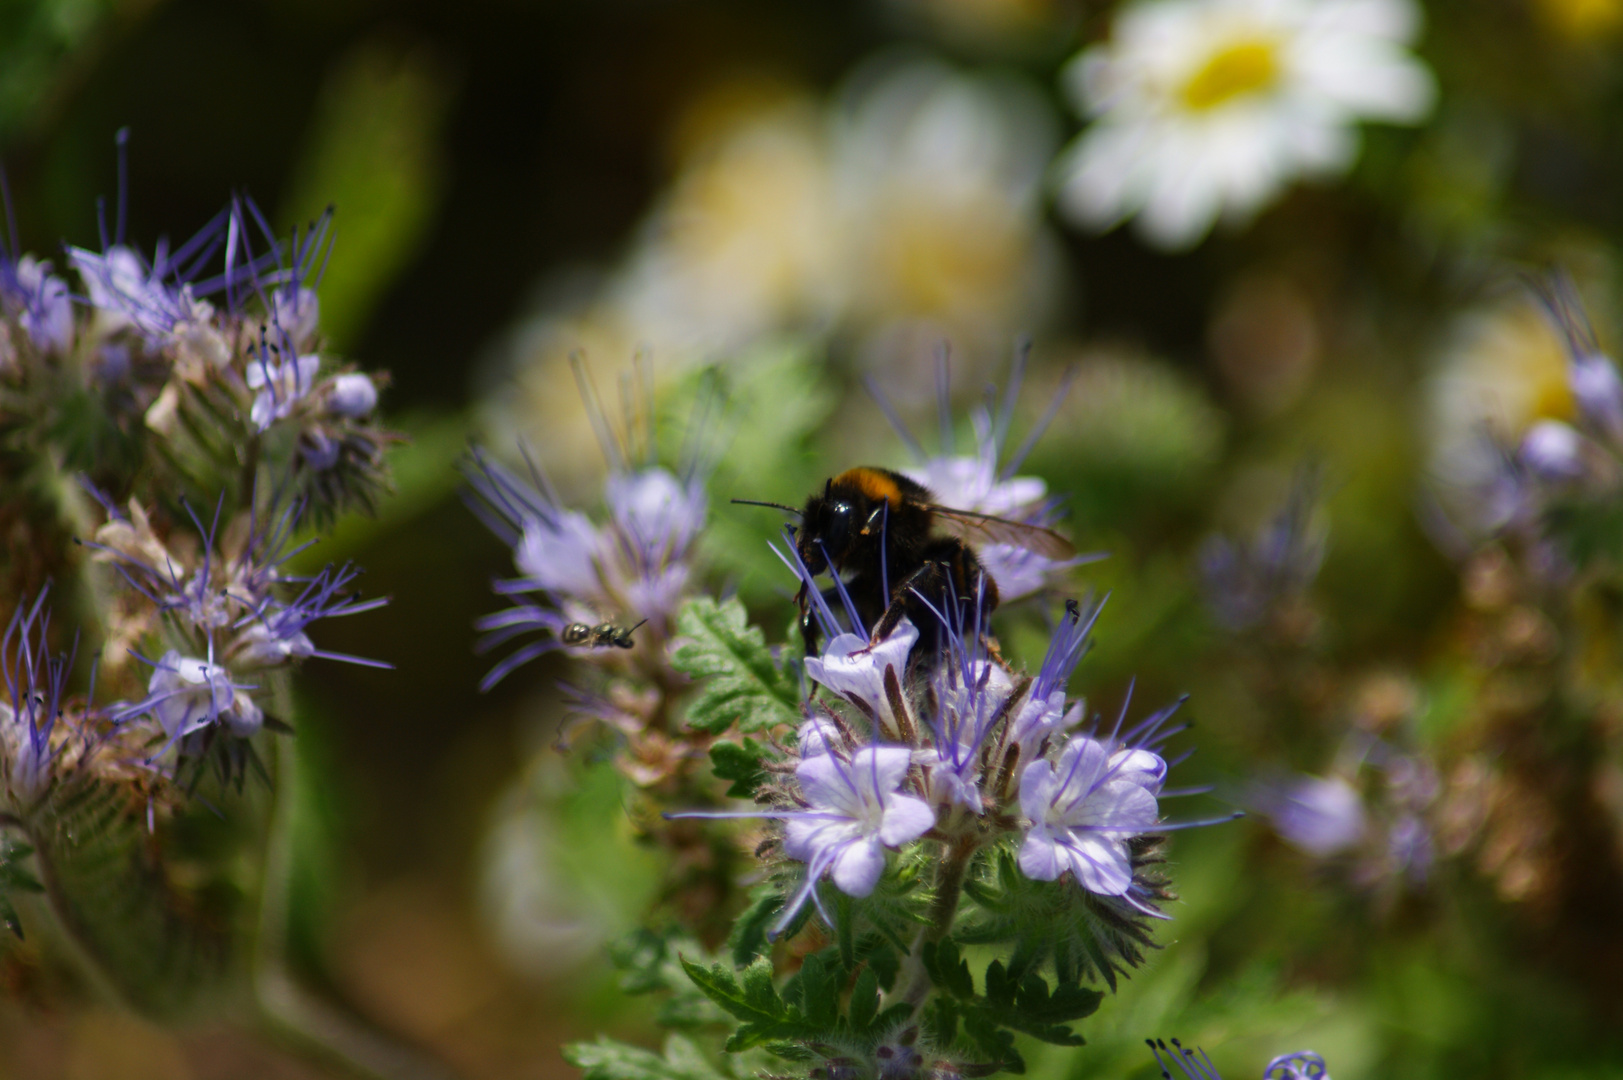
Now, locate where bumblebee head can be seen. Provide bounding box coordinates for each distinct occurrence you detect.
[798,482,860,575]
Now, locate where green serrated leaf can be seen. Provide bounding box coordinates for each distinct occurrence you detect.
[856,935,899,991]
[1020,976,1102,1024]
[709,739,770,799]
[836,892,856,971]
[728,889,784,968]
[762,1041,817,1061]
[564,1034,727,1080]
[922,996,958,1049]
[742,957,786,1016]
[683,955,821,1052]
[673,597,800,734]
[797,951,840,1029]
[926,939,975,1000]
[849,966,880,1033]
[962,1012,1024,1073]
[612,928,674,995]
[984,960,1014,1008]
[681,959,759,1024]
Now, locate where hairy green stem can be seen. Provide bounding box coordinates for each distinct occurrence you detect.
[898,837,977,1009]
[254,723,456,1080]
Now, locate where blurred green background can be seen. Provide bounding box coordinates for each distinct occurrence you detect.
[7,0,1623,1077]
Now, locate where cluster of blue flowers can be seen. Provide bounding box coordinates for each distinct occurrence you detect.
[0,137,392,807]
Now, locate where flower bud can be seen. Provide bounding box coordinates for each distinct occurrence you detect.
[1518,419,1584,481]
[1570,352,1623,442]
[328,372,379,417]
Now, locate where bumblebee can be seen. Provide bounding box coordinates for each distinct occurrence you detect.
[737,467,1074,660]
[561,618,647,649]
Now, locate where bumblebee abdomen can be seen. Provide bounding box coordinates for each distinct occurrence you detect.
[832,466,919,508]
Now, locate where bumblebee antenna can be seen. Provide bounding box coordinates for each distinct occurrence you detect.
[731,498,803,516]
[627,618,649,632]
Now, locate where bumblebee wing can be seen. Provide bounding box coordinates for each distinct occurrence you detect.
[929,505,1077,560]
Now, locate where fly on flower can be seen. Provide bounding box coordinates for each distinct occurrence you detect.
[463,355,720,695]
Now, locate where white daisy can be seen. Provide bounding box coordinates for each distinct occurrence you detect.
[1055,0,1436,250]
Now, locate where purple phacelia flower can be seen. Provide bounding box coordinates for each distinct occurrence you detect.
[1007,597,1100,756]
[269,284,321,351]
[1263,774,1368,857]
[1262,1052,1330,1080]
[228,561,391,670]
[0,254,74,355]
[779,744,936,927]
[69,237,223,348]
[1149,1041,1330,1080]
[246,342,321,431]
[870,347,1089,602]
[803,618,919,741]
[84,485,388,679]
[1017,732,1164,895]
[327,372,378,417]
[796,713,843,758]
[126,650,263,744]
[463,364,714,689]
[1517,419,1585,482]
[2,590,76,802]
[1149,1040,1222,1080]
[913,583,1017,815]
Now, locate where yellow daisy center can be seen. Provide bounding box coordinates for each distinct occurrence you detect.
[1179,39,1281,112]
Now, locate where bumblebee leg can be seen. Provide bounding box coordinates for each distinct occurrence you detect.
[872,560,950,643]
[796,581,821,656]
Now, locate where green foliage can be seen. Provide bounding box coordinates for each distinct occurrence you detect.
[1548,498,1623,570]
[565,1034,731,1080]
[0,0,116,140]
[709,738,770,799]
[920,938,1104,1072]
[610,927,733,1029]
[0,836,44,939]
[681,956,823,1052]
[727,888,788,968]
[671,343,835,603]
[673,597,801,734]
[681,942,915,1058]
[22,771,247,1017]
[277,38,453,352]
[957,848,1161,992]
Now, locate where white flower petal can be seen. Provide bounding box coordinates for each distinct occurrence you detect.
[1018,827,1065,881]
[878,793,936,846]
[831,836,887,896]
[1059,834,1135,895]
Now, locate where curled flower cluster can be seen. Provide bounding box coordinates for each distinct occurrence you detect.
[1,591,89,806]
[1,139,391,529]
[869,352,1090,603]
[1468,278,1623,554]
[464,361,715,696]
[742,558,1217,949]
[1260,731,1437,893]
[1149,1039,1330,1080]
[1199,467,1326,636]
[86,490,388,787]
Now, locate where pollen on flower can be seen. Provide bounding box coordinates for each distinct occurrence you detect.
[1178,39,1281,111]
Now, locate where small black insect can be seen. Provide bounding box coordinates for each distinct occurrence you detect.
[561,618,648,649]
